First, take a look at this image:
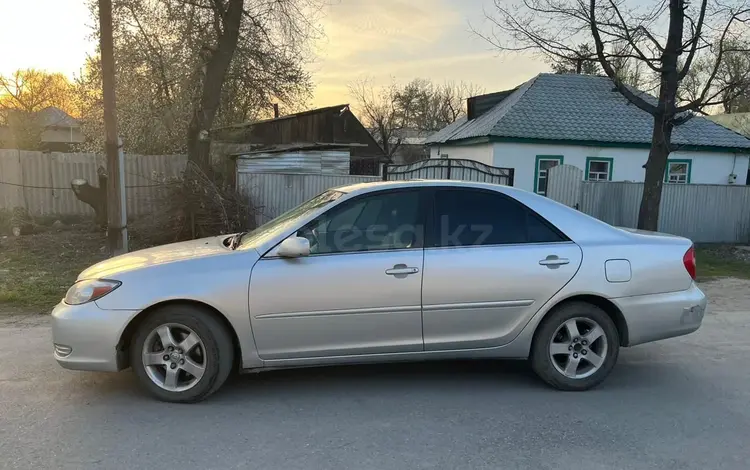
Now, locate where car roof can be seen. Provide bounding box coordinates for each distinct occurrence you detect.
[335,179,523,195]
[335,179,628,244]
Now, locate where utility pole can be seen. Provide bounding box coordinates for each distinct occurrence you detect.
[98,0,128,255]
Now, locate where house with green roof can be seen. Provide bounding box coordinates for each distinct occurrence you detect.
[425,74,750,195]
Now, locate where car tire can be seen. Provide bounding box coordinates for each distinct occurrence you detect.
[530,301,619,391]
[130,304,234,403]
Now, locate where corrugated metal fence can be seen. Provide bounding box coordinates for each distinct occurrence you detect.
[0,149,187,217]
[236,150,351,174]
[579,182,750,243]
[238,172,379,224]
[547,164,583,206]
[547,164,750,243]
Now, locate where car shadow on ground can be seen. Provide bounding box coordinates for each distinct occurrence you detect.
[65,347,684,404]
[228,359,538,391]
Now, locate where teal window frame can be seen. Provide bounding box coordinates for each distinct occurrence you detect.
[664,159,692,184]
[585,157,614,181]
[534,155,564,195]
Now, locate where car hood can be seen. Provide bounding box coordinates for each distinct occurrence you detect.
[78,235,236,280]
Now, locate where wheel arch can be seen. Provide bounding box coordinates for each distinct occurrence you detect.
[116,299,242,370]
[535,294,629,347]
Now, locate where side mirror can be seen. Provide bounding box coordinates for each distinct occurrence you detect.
[277,236,310,258]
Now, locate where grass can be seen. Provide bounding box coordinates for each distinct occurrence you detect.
[0,225,110,312]
[696,246,750,281]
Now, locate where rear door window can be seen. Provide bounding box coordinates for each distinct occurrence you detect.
[431,188,567,247]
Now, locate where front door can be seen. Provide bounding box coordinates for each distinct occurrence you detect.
[249,188,427,360]
[421,187,582,351]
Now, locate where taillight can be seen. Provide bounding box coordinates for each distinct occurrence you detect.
[683,245,696,280]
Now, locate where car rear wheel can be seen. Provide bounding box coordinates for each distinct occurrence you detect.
[130,304,234,403]
[531,301,619,391]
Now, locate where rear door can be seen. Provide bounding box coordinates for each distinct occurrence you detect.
[421,187,582,351]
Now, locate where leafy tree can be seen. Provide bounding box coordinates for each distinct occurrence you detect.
[0,69,79,149]
[77,0,318,164]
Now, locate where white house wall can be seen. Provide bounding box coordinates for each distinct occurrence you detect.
[486,142,749,192]
[429,144,494,166]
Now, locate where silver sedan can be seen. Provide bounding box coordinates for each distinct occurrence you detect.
[52,180,707,402]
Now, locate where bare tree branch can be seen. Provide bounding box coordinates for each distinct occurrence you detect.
[590,0,658,114]
[677,0,709,79]
[607,0,662,72]
[676,6,750,113]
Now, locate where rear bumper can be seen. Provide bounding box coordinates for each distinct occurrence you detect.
[613,283,707,346]
[51,301,139,372]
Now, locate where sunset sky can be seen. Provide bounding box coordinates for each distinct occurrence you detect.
[0,0,549,107]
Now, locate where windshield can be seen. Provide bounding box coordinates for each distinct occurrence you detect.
[237,189,345,249]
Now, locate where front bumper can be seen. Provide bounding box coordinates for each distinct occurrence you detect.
[51,301,140,372]
[614,282,708,347]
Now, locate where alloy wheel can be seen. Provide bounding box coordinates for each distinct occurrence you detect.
[141,323,207,392]
[549,317,608,380]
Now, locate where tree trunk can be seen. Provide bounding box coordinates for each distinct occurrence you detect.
[378,123,391,156]
[636,0,684,231]
[186,0,244,171]
[637,114,673,231]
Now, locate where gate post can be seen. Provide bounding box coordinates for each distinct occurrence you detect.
[382,163,389,181]
[508,168,515,186]
[446,158,452,179]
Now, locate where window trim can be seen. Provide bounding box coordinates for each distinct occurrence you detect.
[664,158,692,184]
[424,186,571,249]
[585,157,614,181]
[291,187,429,257]
[534,155,564,194]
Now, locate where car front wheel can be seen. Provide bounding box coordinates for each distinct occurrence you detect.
[531,301,619,391]
[130,305,234,403]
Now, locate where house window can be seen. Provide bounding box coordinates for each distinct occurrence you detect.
[664,159,692,184]
[534,155,564,195]
[586,157,613,181]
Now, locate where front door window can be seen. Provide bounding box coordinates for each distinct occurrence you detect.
[298,190,423,255]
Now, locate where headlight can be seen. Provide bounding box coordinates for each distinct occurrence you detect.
[64,279,121,305]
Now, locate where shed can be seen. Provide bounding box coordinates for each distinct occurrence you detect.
[213,104,388,175]
[232,143,367,175]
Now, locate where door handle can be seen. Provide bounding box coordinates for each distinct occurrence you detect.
[539,255,570,267]
[385,264,419,276]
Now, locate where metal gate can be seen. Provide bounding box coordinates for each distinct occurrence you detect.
[546,164,583,208]
[383,158,514,186]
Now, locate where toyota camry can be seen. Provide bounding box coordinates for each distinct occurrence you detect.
[52,180,706,402]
